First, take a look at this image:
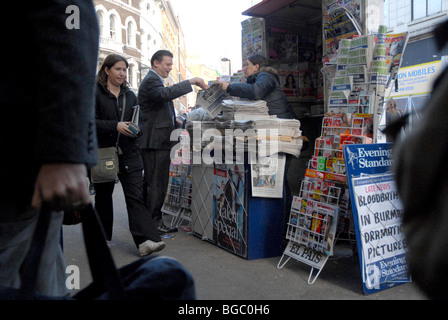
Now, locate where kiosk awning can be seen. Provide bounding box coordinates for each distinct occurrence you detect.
[242,0,296,17]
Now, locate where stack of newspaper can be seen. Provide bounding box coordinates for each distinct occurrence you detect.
[220,99,271,120]
[255,118,303,157]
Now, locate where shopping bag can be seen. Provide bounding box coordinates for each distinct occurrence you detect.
[62,207,83,225]
[90,147,119,183]
[0,203,196,300]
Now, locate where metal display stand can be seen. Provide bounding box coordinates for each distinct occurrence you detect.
[277,77,379,283]
[277,178,341,284]
[161,162,192,227]
[191,164,215,243]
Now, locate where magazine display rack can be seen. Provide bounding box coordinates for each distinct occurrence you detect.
[277,21,409,284]
[161,163,193,227]
[277,162,350,284]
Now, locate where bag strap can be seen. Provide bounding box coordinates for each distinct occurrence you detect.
[17,203,126,300]
[80,203,126,299]
[116,93,127,150]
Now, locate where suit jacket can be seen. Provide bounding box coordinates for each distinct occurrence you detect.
[138,71,192,150]
[0,0,99,210]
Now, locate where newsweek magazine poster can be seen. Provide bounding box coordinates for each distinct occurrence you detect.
[213,164,247,258]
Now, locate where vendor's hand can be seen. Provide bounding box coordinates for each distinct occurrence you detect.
[216,80,230,91]
[117,121,132,136]
[190,77,209,90]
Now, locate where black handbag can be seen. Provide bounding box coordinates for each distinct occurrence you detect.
[0,203,196,300]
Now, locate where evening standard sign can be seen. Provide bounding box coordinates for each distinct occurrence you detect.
[344,143,411,295]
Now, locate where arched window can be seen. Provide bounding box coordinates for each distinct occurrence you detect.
[109,15,116,40]
[97,11,104,37]
[127,21,135,46]
[128,64,134,87]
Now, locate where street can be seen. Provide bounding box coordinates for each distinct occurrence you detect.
[62,181,427,300]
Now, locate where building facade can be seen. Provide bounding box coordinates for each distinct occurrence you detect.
[383,0,448,128]
[95,0,142,91]
[384,0,448,66]
[93,0,192,110]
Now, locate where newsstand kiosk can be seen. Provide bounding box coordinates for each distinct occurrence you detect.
[238,0,414,295]
[191,144,286,260]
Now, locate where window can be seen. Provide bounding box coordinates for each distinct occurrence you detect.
[127,21,134,46]
[97,11,104,37]
[110,15,116,40]
[412,0,442,20]
[128,64,134,87]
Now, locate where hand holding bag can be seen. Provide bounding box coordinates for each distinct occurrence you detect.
[0,202,196,300]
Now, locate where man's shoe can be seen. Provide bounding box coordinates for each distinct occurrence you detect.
[157,225,178,234]
[138,240,166,257]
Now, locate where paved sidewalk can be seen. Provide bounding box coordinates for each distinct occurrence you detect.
[62,183,426,300]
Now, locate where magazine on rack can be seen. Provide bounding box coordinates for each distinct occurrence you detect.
[324,6,362,55]
[287,196,340,256]
[385,32,409,82]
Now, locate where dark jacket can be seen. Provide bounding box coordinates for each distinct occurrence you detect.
[227,67,295,119]
[95,83,142,173]
[0,0,99,208]
[138,70,192,150]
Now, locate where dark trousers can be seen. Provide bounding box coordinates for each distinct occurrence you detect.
[141,149,171,224]
[94,168,161,247]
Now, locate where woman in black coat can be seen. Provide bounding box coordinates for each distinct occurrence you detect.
[219,54,295,119]
[94,54,164,256]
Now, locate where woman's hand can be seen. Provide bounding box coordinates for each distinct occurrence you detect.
[117,121,133,136]
[215,80,230,91]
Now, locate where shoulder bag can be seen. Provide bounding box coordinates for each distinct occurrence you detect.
[90,94,126,183]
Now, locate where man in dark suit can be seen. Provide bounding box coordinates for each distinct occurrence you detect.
[138,50,208,233]
[0,1,99,297]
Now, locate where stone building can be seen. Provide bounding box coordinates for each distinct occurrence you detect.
[93,0,190,110]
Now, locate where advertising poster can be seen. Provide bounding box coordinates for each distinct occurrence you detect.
[213,164,247,258]
[388,60,443,98]
[344,143,411,294]
[251,154,285,198]
[241,17,264,62]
